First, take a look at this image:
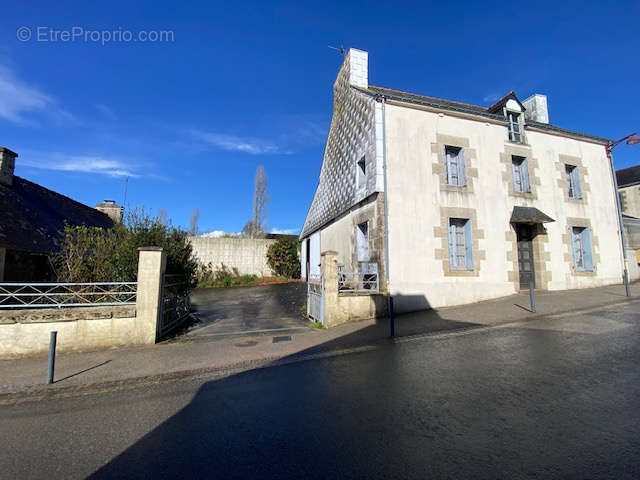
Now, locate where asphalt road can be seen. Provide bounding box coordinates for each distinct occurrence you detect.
[186,282,308,338]
[1,302,639,479]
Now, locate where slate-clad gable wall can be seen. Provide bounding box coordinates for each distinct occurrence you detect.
[300,51,379,239]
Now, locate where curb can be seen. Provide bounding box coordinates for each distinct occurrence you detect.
[1,296,637,404]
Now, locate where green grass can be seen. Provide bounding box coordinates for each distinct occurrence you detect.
[197,275,291,289]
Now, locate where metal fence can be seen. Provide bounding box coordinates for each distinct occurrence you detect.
[307,274,324,324]
[159,274,191,338]
[0,282,137,309]
[338,263,379,293]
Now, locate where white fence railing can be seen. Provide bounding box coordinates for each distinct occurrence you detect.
[338,263,379,293]
[0,282,137,309]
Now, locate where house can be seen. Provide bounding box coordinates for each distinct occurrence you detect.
[300,49,625,313]
[0,147,121,281]
[616,165,640,266]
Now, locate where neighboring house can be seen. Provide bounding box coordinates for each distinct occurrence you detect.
[0,147,121,281]
[300,49,624,312]
[616,165,640,266]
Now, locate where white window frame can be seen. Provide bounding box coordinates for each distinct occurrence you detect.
[507,111,522,143]
[356,221,370,262]
[444,146,466,187]
[356,156,366,189]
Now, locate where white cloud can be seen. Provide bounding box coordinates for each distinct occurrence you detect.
[95,103,117,121]
[483,93,501,104]
[21,152,139,178]
[270,228,299,235]
[191,130,280,155]
[0,65,74,125]
[200,230,240,238]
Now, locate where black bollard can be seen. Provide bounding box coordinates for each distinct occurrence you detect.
[529,277,536,313]
[389,296,395,338]
[47,331,57,384]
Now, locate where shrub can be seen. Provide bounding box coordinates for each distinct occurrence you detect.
[196,262,259,288]
[266,238,300,279]
[50,208,198,286]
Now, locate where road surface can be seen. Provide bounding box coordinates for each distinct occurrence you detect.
[1,301,639,479]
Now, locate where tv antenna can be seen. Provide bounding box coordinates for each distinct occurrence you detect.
[328,45,346,55]
[123,176,129,207]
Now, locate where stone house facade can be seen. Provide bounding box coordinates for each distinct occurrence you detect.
[300,49,625,313]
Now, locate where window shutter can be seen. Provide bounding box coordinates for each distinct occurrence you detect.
[582,227,594,271]
[464,220,474,270]
[445,149,454,185]
[521,159,530,192]
[458,149,466,186]
[571,228,581,269]
[448,221,456,267]
[512,161,521,192]
[573,168,582,198]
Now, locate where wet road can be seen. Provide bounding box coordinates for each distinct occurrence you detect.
[187,282,308,337]
[1,302,639,479]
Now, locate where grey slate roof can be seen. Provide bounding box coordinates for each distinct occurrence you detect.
[0,176,113,253]
[510,206,555,224]
[616,165,640,188]
[360,85,610,144]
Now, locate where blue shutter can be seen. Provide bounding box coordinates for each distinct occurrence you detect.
[448,221,456,268]
[571,228,581,269]
[446,149,454,185]
[458,149,466,186]
[464,220,474,270]
[573,168,582,198]
[522,159,530,192]
[582,227,594,271]
[512,160,521,192]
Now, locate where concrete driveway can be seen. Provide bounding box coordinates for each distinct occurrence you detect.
[185,282,309,338]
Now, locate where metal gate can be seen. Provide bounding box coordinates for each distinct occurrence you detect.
[159,274,191,339]
[307,275,323,325]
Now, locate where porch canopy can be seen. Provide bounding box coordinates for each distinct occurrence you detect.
[510,206,555,224]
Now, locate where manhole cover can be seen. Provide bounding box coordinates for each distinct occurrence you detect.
[272,335,292,343]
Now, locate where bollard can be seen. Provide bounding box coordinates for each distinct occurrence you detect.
[47,331,57,384]
[624,268,631,297]
[389,296,395,338]
[529,277,536,313]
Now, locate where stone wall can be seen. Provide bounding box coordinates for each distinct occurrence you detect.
[188,237,277,276]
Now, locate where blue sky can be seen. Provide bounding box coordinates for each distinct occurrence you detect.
[2,1,639,234]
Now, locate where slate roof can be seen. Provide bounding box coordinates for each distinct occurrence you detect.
[359,85,610,144]
[616,165,640,188]
[510,206,555,224]
[0,176,113,253]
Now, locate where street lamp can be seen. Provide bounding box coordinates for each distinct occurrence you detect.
[607,132,640,296]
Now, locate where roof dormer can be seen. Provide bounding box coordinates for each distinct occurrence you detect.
[488,92,526,143]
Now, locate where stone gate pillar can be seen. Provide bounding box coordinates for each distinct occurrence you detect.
[321,251,339,327]
[135,247,166,343]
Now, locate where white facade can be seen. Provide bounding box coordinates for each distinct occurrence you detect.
[301,49,623,311]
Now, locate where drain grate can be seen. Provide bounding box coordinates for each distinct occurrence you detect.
[272,335,292,343]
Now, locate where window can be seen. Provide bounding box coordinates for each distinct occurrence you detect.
[565,165,582,198]
[356,157,366,188]
[511,156,530,193]
[445,146,466,186]
[448,218,473,270]
[571,226,594,271]
[356,222,369,262]
[507,112,522,143]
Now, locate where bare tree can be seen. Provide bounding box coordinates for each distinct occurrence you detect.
[250,165,269,238]
[156,208,168,226]
[189,208,200,236]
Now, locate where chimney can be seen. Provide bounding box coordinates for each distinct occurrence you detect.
[95,199,124,224]
[0,147,18,187]
[347,48,368,88]
[523,94,549,124]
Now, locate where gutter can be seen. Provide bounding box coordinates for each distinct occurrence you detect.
[375,94,391,289]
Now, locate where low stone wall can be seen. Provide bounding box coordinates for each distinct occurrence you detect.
[188,237,277,276]
[0,305,137,357]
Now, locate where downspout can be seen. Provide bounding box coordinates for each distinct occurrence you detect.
[377,94,391,289]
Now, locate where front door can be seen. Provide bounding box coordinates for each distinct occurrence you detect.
[516,224,535,290]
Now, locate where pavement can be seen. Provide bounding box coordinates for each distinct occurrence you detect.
[187,282,308,337]
[0,282,638,397]
[1,300,639,479]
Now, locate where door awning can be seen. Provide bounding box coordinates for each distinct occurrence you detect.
[510,206,555,224]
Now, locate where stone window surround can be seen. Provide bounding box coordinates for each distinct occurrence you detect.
[434,207,485,277]
[562,217,599,276]
[499,143,541,200]
[556,154,590,203]
[506,223,552,290]
[431,133,478,194]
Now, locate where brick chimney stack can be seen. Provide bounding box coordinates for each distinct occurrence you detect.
[95,199,124,224]
[0,147,18,187]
